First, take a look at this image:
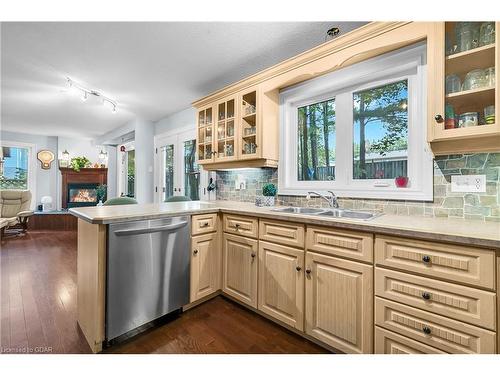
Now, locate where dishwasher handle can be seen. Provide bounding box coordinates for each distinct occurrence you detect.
[113,221,188,236]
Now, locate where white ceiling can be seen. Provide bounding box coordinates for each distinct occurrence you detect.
[1,22,366,139]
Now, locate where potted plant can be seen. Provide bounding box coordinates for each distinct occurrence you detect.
[96,184,107,206]
[262,183,277,206]
[70,156,91,172]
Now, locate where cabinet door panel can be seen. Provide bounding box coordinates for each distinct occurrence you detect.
[258,241,304,330]
[223,214,259,238]
[190,232,220,302]
[375,268,496,330]
[375,235,495,289]
[375,298,496,354]
[375,327,446,354]
[223,233,258,307]
[192,213,218,236]
[305,251,373,353]
[259,219,305,248]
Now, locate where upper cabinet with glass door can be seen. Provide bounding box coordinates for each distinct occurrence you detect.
[197,105,214,164]
[429,21,500,153]
[239,88,260,159]
[215,96,237,162]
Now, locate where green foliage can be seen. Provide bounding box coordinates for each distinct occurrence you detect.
[262,183,277,197]
[70,156,91,172]
[96,184,107,201]
[0,167,28,189]
[354,80,408,156]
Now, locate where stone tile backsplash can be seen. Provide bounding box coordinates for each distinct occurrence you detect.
[215,153,500,222]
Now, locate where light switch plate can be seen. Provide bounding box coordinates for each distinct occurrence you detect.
[451,175,486,193]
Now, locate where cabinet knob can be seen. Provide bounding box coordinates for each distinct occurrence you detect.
[251,253,256,258]
[434,114,444,123]
[202,222,209,227]
[193,249,198,255]
[422,292,431,300]
[422,326,432,335]
[422,255,431,263]
[305,269,311,275]
[296,266,302,272]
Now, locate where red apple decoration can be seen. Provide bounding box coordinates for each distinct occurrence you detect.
[395,176,409,188]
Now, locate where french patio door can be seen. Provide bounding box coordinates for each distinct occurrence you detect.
[156,129,207,202]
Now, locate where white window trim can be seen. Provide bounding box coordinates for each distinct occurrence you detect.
[279,43,433,201]
[1,140,37,208]
[117,141,135,197]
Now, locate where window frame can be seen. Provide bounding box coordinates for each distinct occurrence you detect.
[279,43,433,201]
[0,140,37,205]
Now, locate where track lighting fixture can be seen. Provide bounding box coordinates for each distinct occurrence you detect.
[66,77,118,114]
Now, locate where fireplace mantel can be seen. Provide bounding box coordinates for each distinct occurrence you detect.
[60,168,107,209]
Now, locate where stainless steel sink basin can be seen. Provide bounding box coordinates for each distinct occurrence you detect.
[271,206,381,220]
[318,209,380,220]
[271,207,327,214]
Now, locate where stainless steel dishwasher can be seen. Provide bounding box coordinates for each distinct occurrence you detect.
[106,216,190,341]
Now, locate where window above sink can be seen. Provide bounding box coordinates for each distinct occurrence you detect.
[279,42,433,201]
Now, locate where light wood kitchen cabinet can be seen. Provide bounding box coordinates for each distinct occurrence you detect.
[194,86,279,170]
[258,241,304,330]
[192,213,218,236]
[375,268,496,330]
[196,104,215,164]
[222,233,258,308]
[375,235,496,290]
[375,298,496,354]
[428,22,500,154]
[375,327,447,354]
[223,214,259,239]
[306,226,373,263]
[190,232,221,303]
[259,219,305,248]
[215,96,238,162]
[304,251,373,354]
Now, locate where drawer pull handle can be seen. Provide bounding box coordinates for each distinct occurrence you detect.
[422,255,431,263]
[296,266,302,272]
[193,249,199,255]
[234,223,241,229]
[422,292,431,300]
[251,253,256,258]
[305,269,311,275]
[202,222,209,227]
[422,326,432,335]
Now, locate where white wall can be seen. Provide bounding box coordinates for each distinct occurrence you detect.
[155,107,195,135]
[0,130,58,208]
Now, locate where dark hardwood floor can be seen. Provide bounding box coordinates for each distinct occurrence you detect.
[0,230,328,354]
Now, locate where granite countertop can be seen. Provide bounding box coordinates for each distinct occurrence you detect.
[70,200,500,249]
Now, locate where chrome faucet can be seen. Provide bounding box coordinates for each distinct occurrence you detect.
[307,191,339,209]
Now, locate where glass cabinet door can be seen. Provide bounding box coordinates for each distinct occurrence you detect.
[434,21,498,140]
[197,106,214,163]
[214,97,237,161]
[239,89,259,159]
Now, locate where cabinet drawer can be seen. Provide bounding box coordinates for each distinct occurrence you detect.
[259,219,305,248]
[375,298,496,354]
[223,214,258,238]
[192,213,218,235]
[375,268,496,330]
[306,226,373,262]
[375,235,495,289]
[375,327,446,354]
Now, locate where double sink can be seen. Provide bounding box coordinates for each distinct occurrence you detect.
[271,206,381,220]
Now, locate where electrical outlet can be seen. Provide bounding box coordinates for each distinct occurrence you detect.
[451,175,486,193]
[235,174,246,190]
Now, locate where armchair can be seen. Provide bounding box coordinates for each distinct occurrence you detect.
[0,190,34,236]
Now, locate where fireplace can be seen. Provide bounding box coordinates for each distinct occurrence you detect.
[60,167,107,209]
[67,183,100,208]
